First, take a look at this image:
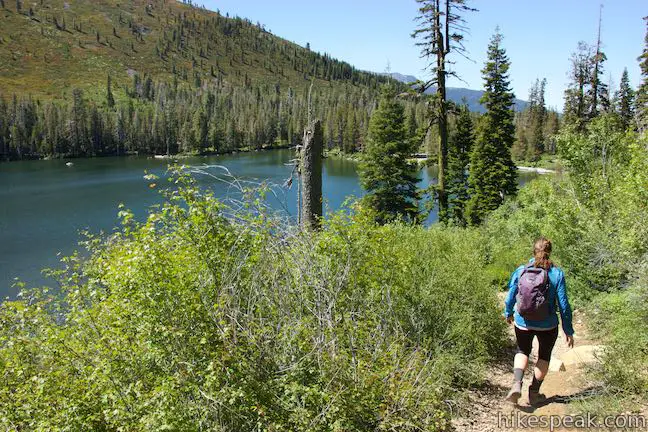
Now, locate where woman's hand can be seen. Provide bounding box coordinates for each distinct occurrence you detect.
[506,315,514,325]
[565,334,574,348]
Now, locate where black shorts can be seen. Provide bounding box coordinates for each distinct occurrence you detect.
[514,326,559,362]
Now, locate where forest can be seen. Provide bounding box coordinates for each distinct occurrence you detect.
[0,0,563,163]
[0,0,410,160]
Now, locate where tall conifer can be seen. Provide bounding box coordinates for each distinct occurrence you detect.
[466,30,517,225]
[563,42,593,129]
[616,68,635,130]
[359,85,420,224]
[106,75,115,108]
[412,0,476,223]
[447,103,473,226]
[637,17,648,133]
[528,78,547,161]
[588,6,609,118]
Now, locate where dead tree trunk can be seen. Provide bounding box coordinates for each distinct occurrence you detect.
[300,119,323,230]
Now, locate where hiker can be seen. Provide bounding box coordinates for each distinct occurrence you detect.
[503,237,575,405]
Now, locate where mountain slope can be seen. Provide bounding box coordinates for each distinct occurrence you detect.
[386,73,529,113]
[0,0,390,98]
[1,0,428,161]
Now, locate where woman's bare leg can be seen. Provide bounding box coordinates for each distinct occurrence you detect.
[534,359,549,381]
[514,353,529,370]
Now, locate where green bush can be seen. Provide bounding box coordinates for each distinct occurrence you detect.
[589,262,648,397]
[0,173,506,431]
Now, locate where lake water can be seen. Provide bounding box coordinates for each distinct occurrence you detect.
[0,149,537,299]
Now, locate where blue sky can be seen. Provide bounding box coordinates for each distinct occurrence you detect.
[200,0,646,109]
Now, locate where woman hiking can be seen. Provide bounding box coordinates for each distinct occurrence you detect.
[503,237,575,405]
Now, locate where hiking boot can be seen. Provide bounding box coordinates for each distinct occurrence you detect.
[528,389,547,406]
[505,381,522,404]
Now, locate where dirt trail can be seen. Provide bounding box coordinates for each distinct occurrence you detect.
[452,297,600,432]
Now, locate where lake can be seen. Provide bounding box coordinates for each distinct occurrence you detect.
[0,149,538,299]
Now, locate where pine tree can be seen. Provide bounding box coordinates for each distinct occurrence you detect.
[359,85,420,224]
[515,78,548,161]
[563,42,593,129]
[447,103,473,226]
[106,74,115,108]
[589,6,609,118]
[192,106,208,152]
[405,104,418,143]
[637,16,648,133]
[527,78,547,161]
[616,68,635,130]
[412,0,476,223]
[588,49,609,117]
[69,89,87,156]
[466,30,518,225]
[343,108,359,153]
[143,76,154,100]
[543,111,560,154]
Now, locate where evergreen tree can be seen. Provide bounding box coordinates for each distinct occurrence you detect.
[589,7,609,118]
[69,89,87,156]
[115,109,126,156]
[412,0,476,223]
[446,103,473,226]
[637,16,648,132]
[343,108,359,153]
[527,78,547,161]
[543,111,560,154]
[405,104,418,143]
[514,78,548,161]
[512,116,528,161]
[143,76,154,100]
[106,74,115,108]
[615,68,635,130]
[563,42,593,129]
[191,107,207,152]
[466,30,518,225]
[588,49,609,117]
[359,85,420,224]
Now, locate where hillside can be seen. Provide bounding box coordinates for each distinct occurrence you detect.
[386,72,529,113]
[0,0,389,98]
[1,0,427,160]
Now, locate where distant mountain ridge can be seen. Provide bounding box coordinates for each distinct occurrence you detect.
[385,73,528,113]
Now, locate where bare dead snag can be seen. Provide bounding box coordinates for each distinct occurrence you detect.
[300,119,323,230]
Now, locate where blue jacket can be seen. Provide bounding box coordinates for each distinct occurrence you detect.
[504,259,574,336]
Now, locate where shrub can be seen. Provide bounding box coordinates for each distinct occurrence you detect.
[0,172,506,431]
[589,261,648,397]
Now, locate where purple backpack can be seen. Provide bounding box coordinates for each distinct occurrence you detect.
[516,265,551,320]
